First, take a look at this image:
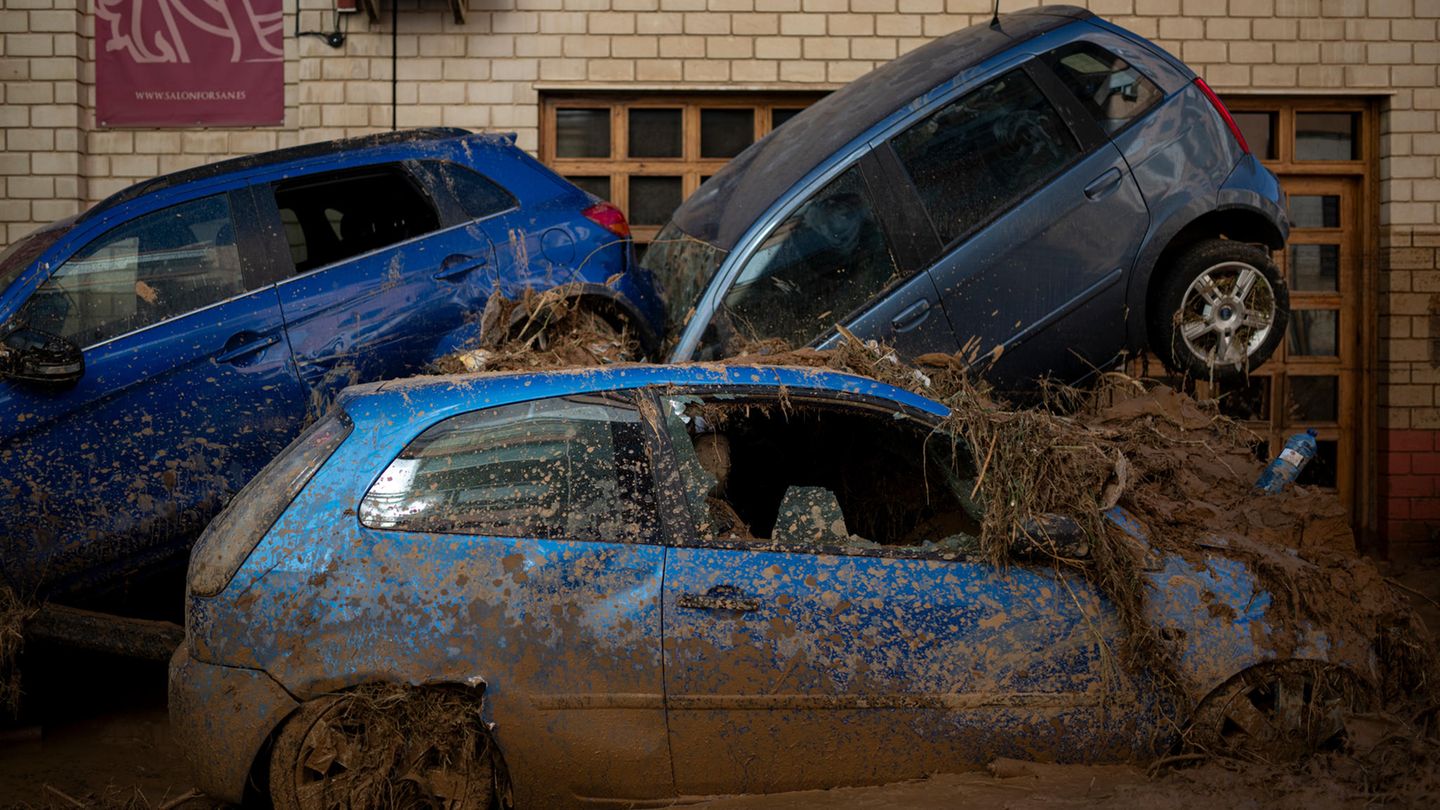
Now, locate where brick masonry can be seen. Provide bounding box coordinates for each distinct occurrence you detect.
[1,0,1438,552]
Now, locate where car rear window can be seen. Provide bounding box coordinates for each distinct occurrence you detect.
[360,394,658,544]
[891,69,1081,245]
[423,161,517,221]
[1043,42,1163,136]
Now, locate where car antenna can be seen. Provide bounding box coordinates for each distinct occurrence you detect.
[990,0,1001,28]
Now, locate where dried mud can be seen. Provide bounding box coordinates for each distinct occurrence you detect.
[5,301,1437,807]
[432,310,1440,802]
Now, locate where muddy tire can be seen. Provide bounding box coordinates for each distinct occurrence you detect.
[270,687,505,810]
[1184,660,1372,764]
[1149,239,1288,382]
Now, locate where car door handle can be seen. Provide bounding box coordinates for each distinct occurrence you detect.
[1084,168,1124,201]
[216,332,280,365]
[433,253,488,281]
[677,587,761,613]
[890,299,931,333]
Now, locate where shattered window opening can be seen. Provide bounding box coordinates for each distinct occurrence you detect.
[360,394,659,545]
[660,393,984,557]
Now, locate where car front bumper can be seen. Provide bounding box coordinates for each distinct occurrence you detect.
[168,642,299,804]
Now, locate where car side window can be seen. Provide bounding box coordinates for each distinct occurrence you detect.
[891,69,1081,245]
[703,165,901,353]
[658,393,984,556]
[360,394,658,545]
[22,194,244,348]
[1043,42,1163,136]
[424,161,517,221]
[272,165,441,274]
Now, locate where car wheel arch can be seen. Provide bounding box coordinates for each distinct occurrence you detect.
[1127,205,1287,353]
[1180,657,1376,759]
[249,678,495,806]
[524,281,662,357]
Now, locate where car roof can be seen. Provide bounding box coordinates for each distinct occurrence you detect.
[340,364,949,423]
[77,127,490,224]
[669,5,1092,251]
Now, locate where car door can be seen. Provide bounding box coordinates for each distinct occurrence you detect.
[0,190,308,595]
[691,160,958,361]
[343,392,673,806]
[258,161,499,414]
[651,387,1146,796]
[889,63,1149,389]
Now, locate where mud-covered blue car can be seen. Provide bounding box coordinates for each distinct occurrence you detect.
[648,6,1290,390]
[0,128,662,598]
[170,365,1373,808]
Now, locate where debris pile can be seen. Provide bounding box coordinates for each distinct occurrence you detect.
[276,684,507,809]
[726,335,1440,798]
[432,289,638,375]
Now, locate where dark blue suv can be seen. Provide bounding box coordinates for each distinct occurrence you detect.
[647,6,1290,391]
[0,128,663,597]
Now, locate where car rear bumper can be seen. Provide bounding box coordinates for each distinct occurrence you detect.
[168,642,298,804]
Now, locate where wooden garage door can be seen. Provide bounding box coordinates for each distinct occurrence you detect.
[1167,98,1376,541]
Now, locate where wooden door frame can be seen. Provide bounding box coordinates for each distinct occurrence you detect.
[1224,95,1381,551]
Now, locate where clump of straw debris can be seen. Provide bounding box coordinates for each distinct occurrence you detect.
[286,684,508,809]
[432,289,639,375]
[2,585,34,715]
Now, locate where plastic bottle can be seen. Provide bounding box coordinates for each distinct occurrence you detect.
[1254,428,1319,495]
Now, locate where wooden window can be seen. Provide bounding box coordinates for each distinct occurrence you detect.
[1136,98,1377,543]
[540,93,826,256]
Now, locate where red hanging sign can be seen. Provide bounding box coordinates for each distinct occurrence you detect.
[96,0,285,127]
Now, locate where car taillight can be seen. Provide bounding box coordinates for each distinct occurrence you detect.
[583,202,631,238]
[187,409,353,598]
[1195,77,1250,155]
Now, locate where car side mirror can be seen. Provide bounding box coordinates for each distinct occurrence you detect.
[1011,514,1090,560]
[1,327,84,386]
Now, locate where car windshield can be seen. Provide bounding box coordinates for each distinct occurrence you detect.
[640,221,728,333]
[0,221,72,297]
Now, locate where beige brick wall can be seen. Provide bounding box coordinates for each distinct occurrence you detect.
[3,1,1437,229]
[0,0,84,245]
[1,0,1438,545]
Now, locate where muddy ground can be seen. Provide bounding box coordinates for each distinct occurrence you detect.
[0,562,1435,809]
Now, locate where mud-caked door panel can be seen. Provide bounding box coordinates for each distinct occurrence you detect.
[655,388,1151,797]
[662,549,1144,796]
[889,66,1147,387]
[663,547,860,795]
[214,393,673,807]
[0,192,307,595]
[263,163,497,413]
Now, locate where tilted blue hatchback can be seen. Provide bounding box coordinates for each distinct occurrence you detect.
[0,128,664,597]
[648,6,1291,391]
[170,365,1373,808]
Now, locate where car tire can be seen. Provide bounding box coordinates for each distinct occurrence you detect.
[1149,238,1288,382]
[270,687,504,810]
[1183,660,1371,764]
